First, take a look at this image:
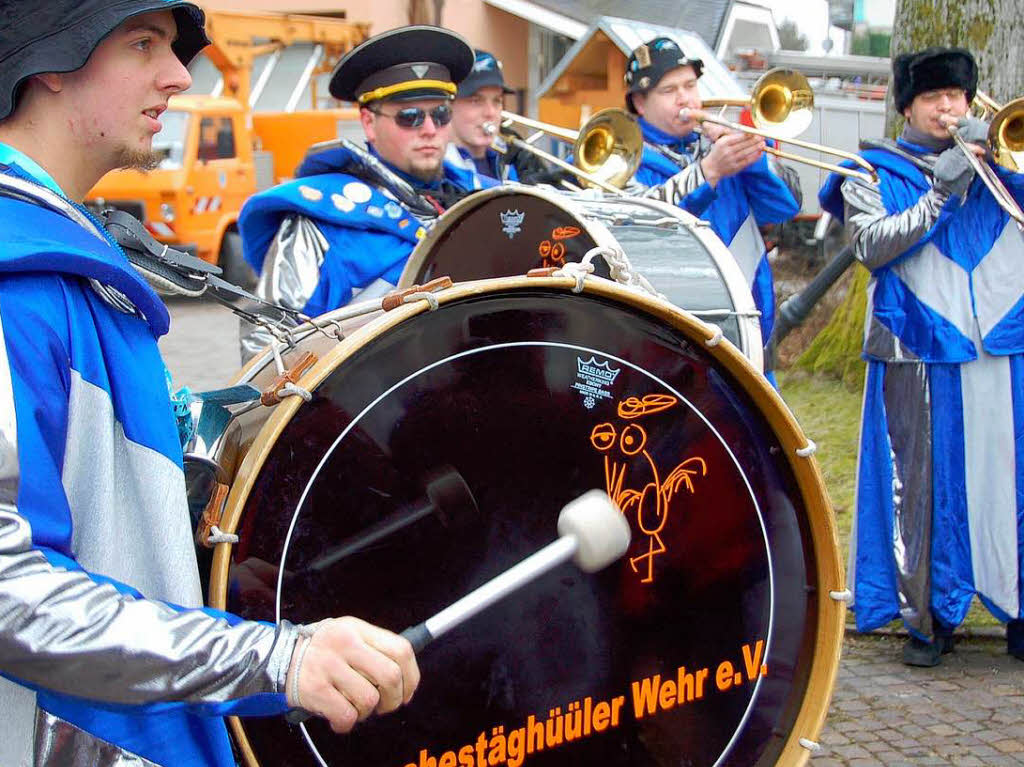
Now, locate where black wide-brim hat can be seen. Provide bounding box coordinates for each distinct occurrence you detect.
[893,46,977,113]
[329,26,474,105]
[0,0,208,121]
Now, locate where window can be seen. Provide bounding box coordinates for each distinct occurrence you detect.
[198,116,236,161]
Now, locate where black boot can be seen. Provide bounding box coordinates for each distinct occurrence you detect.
[1009,619,1024,661]
[902,636,942,667]
[934,621,956,655]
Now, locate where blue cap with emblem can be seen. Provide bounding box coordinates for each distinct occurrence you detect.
[623,37,704,114]
[457,49,514,98]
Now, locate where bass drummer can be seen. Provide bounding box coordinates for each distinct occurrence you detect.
[238,27,490,362]
[625,38,802,382]
[0,4,420,764]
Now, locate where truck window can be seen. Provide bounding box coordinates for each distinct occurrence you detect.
[153,110,189,169]
[199,116,236,161]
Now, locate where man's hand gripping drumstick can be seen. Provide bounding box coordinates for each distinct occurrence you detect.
[284,489,629,731]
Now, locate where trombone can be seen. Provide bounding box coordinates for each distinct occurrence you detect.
[946,91,1024,226]
[486,108,643,194]
[692,69,878,183]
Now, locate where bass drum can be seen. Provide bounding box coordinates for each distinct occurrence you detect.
[208,276,843,767]
[399,186,763,372]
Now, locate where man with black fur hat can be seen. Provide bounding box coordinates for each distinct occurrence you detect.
[447,49,555,184]
[624,37,802,381]
[0,3,419,763]
[820,46,1024,667]
[237,26,488,361]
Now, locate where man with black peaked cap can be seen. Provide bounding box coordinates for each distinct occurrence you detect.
[819,46,1024,667]
[624,37,801,384]
[237,26,487,361]
[0,2,419,764]
[446,49,556,184]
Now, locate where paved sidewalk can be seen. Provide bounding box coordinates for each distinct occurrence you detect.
[161,298,1024,766]
[817,633,1024,766]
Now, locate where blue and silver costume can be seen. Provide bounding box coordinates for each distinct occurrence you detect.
[238,140,484,360]
[634,118,802,349]
[820,138,1024,640]
[0,148,297,766]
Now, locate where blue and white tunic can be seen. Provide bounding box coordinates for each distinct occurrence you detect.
[0,146,297,766]
[820,138,1024,640]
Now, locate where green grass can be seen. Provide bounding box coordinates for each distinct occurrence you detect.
[777,370,1001,631]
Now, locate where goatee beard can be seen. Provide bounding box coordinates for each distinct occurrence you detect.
[116,148,162,172]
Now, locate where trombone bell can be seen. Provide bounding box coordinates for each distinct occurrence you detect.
[572,109,643,189]
[990,97,1024,172]
[750,69,814,138]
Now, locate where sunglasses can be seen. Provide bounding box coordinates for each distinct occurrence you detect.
[369,103,453,129]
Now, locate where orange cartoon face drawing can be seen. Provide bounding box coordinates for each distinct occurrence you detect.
[590,394,707,584]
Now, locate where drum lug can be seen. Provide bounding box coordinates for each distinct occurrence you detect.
[261,351,318,406]
[381,276,453,311]
[195,480,231,549]
[527,267,559,278]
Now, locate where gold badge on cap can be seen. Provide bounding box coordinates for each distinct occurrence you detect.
[633,44,651,69]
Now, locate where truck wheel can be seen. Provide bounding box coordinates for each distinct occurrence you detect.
[219,230,257,290]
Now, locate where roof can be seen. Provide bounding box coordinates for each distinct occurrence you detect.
[537,15,746,100]
[516,0,736,48]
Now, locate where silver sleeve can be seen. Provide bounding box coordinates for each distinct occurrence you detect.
[240,214,330,364]
[640,162,707,206]
[0,504,298,706]
[841,177,950,271]
[769,156,804,209]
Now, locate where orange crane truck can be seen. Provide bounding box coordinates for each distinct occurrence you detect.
[86,10,369,285]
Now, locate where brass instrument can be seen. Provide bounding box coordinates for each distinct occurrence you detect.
[693,68,878,183]
[485,108,643,193]
[947,91,1024,226]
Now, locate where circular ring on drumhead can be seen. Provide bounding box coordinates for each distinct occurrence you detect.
[209,276,843,767]
[399,186,763,371]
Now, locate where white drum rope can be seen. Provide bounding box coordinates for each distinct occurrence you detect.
[704,324,724,347]
[207,526,240,546]
[829,589,853,602]
[402,290,440,311]
[796,439,818,458]
[281,382,313,402]
[799,738,823,753]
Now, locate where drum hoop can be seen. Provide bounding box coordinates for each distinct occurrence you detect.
[397,186,764,371]
[210,275,844,767]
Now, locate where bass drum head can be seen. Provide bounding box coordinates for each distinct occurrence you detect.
[218,278,841,767]
[400,187,604,285]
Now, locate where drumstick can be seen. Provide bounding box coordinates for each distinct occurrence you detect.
[399,489,630,652]
[286,490,629,725]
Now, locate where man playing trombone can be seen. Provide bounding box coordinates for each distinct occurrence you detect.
[624,37,802,376]
[819,46,1024,667]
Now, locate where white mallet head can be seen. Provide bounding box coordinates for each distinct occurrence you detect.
[557,490,631,573]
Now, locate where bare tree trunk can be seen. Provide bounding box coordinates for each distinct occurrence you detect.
[795,0,1023,385]
[408,0,432,25]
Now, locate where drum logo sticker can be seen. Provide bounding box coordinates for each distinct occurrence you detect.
[500,209,525,239]
[573,356,620,410]
[590,394,707,584]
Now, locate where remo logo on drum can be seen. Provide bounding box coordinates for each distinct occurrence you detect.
[500,209,525,239]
